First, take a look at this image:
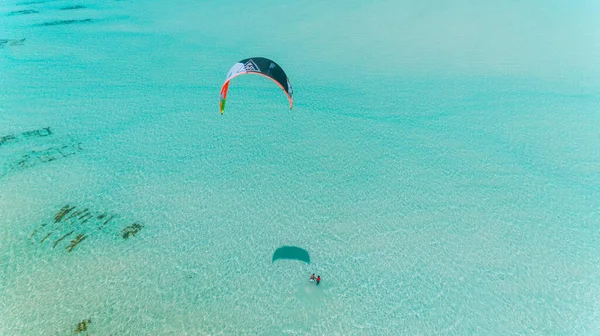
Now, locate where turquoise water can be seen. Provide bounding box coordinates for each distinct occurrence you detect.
[1,0,600,334]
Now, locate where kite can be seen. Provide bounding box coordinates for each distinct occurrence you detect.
[219,57,293,114]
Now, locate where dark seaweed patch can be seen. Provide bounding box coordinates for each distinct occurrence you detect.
[31,205,144,252]
[53,230,74,248]
[31,143,81,163]
[0,134,17,146]
[121,223,143,239]
[3,142,83,175]
[36,18,92,26]
[97,214,117,231]
[0,38,26,48]
[30,224,47,239]
[7,9,38,16]
[11,38,26,46]
[0,128,79,179]
[66,233,87,252]
[22,126,52,138]
[60,5,86,10]
[0,127,51,148]
[75,319,91,333]
[17,0,59,5]
[40,231,53,243]
[54,205,75,222]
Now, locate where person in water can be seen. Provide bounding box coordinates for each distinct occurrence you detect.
[310,274,315,282]
[316,275,321,285]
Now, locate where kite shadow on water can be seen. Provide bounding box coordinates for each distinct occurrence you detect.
[272,246,310,264]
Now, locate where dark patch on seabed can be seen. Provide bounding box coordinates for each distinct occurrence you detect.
[0,141,84,178]
[17,0,59,5]
[121,223,143,239]
[30,204,144,253]
[0,127,52,147]
[60,5,87,10]
[35,18,93,26]
[0,127,88,178]
[75,318,92,334]
[6,9,38,16]
[0,38,26,47]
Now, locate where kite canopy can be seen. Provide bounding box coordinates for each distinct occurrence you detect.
[272,246,310,264]
[219,57,293,114]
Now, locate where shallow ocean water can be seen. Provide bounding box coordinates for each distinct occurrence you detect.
[1,0,600,334]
